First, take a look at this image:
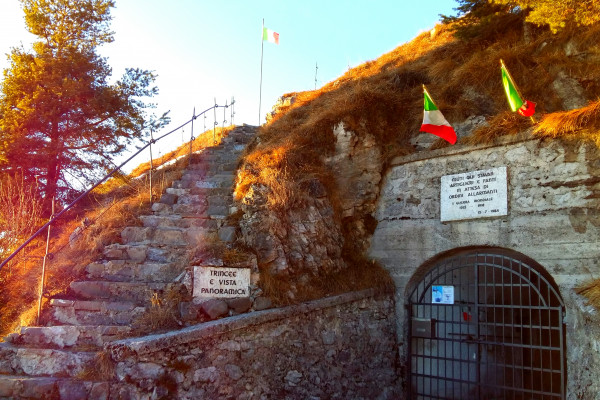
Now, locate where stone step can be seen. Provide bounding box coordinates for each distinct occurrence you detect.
[48,299,146,326]
[85,260,185,283]
[120,226,187,246]
[194,174,235,189]
[0,375,110,399]
[12,325,132,349]
[139,214,218,230]
[186,162,236,173]
[206,205,230,219]
[66,282,149,305]
[0,343,97,378]
[103,243,187,263]
[208,194,233,207]
[180,170,209,182]
[176,193,209,206]
[68,281,178,304]
[120,226,212,246]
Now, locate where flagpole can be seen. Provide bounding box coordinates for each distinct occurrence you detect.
[258,18,264,126]
[422,84,437,108]
[500,59,536,124]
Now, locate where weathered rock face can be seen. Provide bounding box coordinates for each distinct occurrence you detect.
[239,181,345,281]
[238,122,386,291]
[552,70,588,110]
[265,94,296,123]
[324,122,383,218]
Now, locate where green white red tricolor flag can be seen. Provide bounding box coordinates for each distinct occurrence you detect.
[501,60,535,117]
[420,86,457,144]
[263,27,279,44]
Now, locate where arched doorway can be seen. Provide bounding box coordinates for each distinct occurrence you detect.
[407,248,565,399]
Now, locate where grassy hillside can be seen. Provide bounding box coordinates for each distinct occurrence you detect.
[236,14,600,304]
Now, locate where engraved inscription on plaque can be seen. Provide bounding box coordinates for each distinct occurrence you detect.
[440,166,508,222]
[194,266,251,298]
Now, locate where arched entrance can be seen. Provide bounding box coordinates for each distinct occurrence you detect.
[407,248,565,399]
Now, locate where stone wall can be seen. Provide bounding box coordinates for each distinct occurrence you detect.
[369,132,600,398]
[106,289,400,400]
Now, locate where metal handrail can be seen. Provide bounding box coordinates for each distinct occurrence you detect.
[0,101,233,272]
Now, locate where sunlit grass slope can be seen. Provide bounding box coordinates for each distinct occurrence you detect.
[0,126,234,337]
[237,17,600,305]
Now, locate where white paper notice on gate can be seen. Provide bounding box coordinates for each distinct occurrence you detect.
[432,285,454,304]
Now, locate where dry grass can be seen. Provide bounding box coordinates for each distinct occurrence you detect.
[576,279,600,309]
[77,351,115,381]
[234,18,600,305]
[259,257,395,307]
[131,288,184,335]
[0,126,234,337]
[534,99,600,146]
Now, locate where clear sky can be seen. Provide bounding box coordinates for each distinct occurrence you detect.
[0,0,457,165]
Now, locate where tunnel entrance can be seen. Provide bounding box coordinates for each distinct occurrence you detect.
[407,248,565,399]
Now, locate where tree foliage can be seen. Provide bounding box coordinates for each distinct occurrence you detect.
[444,0,600,36]
[441,0,523,40]
[492,0,600,33]
[0,0,168,212]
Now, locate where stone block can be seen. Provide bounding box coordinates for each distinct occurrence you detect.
[88,382,110,400]
[58,379,89,400]
[121,227,152,244]
[193,366,219,383]
[126,246,147,262]
[21,377,57,398]
[159,193,178,205]
[103,248,123,260]
[218,226,237,242]
[179,302,199,321]
[226,297,252,314]
[151,202,172,214]
[225,364,243,381]
[207,205,229,218]
[200,299,229,319]
[153,228,185,245]
[253,297,272,311]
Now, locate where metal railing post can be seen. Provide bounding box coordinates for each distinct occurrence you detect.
[223,99,228,130]
[189,107,195,166]
[149,130,154,202]
[37,197,54,325]
[231,96,235,126]
[213,98,218,144]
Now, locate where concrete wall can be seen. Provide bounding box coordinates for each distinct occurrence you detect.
[106,289,400,400]
[369,133,600,399]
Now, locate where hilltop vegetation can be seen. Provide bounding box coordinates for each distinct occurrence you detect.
[234,3,600,302]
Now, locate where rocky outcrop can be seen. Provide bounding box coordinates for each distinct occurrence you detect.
[237,122,387,293]
[324,122,382,219]
[265,94,296,124]
[238,180,345,281]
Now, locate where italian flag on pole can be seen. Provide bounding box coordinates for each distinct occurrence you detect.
[263,27,279,44]
[501,60,535,117]
[420,86,457,144]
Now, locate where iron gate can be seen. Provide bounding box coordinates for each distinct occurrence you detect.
[407,249,565,399]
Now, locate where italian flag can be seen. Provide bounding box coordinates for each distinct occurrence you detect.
[420,87,457,144]
[501,60,535,117]
[263,27,279,45]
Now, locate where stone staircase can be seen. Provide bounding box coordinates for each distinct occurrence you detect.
[0,125,257,399]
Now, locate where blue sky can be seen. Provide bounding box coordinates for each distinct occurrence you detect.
[0,0,457,164]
